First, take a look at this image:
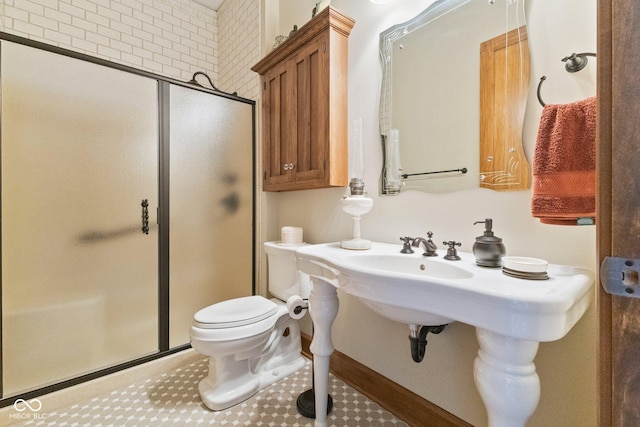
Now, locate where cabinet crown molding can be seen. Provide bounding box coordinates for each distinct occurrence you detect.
[252,6,355,75]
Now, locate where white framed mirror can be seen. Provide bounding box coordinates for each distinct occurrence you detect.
[379,0,530,194]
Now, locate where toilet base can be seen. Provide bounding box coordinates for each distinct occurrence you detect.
[199,354,306,411]
[195,310,307,411]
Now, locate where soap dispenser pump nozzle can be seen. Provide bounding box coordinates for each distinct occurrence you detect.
[472,218,505,268]
[475,218,495,236]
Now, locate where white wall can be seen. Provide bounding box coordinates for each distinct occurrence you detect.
[270,0,597,426]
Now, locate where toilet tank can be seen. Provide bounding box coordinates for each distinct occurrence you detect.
[264,241,310,301]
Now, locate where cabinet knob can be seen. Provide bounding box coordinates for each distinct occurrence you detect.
[283,163,295,171]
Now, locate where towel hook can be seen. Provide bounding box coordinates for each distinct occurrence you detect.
[537,52,597,106]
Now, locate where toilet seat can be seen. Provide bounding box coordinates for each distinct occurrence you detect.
[193,296,278,329]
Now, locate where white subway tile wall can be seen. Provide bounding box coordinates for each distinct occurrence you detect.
[0,0,260,99]
[217,0,260,100]
[0,0,232,89]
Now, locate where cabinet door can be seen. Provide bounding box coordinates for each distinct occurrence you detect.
[262,60,295,189]
[261,34,329,191]
[290,33,328,187]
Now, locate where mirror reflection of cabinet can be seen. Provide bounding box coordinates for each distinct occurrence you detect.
[252,7,354,192]
[479,26,530,191]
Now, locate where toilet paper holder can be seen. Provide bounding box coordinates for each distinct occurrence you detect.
[287,295,308,319]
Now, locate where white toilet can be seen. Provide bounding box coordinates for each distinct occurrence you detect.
[190,241,309,411]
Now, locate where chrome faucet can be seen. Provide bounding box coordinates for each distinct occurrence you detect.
[412,231,438,257]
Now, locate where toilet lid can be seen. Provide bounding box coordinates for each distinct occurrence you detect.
[193,296,278,329]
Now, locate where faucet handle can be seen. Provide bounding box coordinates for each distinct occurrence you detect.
[427,231,434,239]
[442,240,462,260]
[400,237,414,254]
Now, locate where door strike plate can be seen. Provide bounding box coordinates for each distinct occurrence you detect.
[600,256,640,299]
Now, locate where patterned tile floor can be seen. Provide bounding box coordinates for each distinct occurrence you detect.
[12,356,409,426]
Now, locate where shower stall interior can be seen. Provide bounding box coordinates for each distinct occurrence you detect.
[0,33,255,403]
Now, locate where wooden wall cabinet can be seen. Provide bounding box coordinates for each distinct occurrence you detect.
[252,7,354,191]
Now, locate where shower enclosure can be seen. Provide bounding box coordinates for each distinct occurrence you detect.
[0,33,255,402]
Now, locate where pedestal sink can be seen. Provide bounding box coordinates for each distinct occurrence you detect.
[296,242,594,427]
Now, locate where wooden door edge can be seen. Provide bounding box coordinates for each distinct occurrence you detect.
[596,0,613,425]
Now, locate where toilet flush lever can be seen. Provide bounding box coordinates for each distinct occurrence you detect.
[141,199,150,235]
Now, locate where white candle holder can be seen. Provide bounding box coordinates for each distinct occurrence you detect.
[341,178,373,250]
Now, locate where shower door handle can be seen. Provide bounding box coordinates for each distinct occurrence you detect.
[141,199,149,235]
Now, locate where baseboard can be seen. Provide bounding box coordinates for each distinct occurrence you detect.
[301,333,473,427]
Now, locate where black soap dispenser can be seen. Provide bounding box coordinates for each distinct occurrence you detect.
[472,218,506,268]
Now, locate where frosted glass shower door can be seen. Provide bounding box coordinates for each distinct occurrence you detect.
[169,85,254,347]
[1,41,158,395]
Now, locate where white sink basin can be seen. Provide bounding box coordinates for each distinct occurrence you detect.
[297,242,593,341]
[340,252,473,324]
[343,253,474,279]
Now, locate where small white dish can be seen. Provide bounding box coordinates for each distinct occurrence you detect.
[502,267,549,280]
[502,256,548,273]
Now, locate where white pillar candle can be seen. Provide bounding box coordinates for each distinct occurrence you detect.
[350,118,364,180]
[386,128,401,188]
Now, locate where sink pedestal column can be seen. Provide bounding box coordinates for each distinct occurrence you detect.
[308,277,339,427]
[474,328,540,427]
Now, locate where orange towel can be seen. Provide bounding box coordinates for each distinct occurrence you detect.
[531,96,596,225]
